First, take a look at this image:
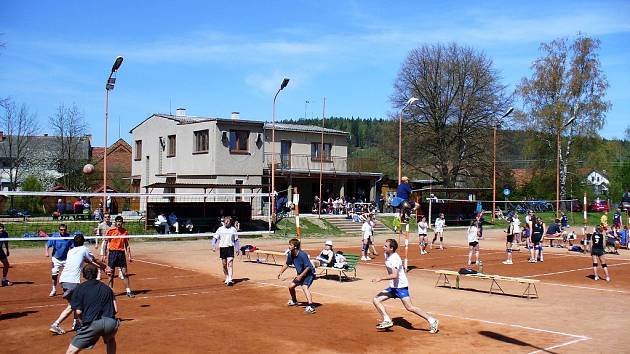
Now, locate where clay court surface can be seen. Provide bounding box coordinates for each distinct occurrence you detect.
[1,228,629,353]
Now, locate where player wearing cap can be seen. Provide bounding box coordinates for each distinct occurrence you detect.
[372,238,439,333]
[105,216,134,297]
[313,240,334,267]
[212,216,240,286]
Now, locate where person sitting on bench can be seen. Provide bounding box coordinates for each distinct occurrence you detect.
[546,218,563,247]
[313,240,335,267]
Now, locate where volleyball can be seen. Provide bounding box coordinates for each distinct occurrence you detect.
[83,163,95,175]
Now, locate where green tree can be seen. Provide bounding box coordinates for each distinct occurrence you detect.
[391,43,511,186]
[15,175,44,214]
[516,34,611,209]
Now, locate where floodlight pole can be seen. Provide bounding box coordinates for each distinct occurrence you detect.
[398,97,418,184]
[104,56,123,214]
[271,78,289,229]
[319,97,326,218]
[492,107,513,222]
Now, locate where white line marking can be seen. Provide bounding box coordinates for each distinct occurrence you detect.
[524,261,630,278]
[540,281,630,294]
[528,337,591,354]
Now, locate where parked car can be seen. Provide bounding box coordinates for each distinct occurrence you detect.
[588,200,609,212]
[619,191,630,211]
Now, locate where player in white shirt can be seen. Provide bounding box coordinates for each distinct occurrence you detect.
[361,219,373,261]
[212,216,240,286]
[417,215,429,255]
[467,220,480,266]
[372,239,439,333]
[431,213,446,250]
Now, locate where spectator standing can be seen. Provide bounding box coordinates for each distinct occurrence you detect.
[65,264,119,354]
[361,217,373,261]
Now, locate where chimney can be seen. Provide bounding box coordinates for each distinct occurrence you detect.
[231,112,240,120]
[44,133,48,137]
[175,108,186,117]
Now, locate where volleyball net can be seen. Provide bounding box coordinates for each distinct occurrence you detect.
[0,190,273,242]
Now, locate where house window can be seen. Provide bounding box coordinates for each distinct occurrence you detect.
[229,130,249,153]
[235,179,244,202]
[167,135,176,157]
[311,143,332,161]
[193,130,209,154]
[134,140,142,161]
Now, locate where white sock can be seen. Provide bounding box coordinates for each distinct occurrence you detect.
[383,315,391,322]
[126,287,131,293]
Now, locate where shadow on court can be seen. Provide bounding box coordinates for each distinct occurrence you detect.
[232,277,250,285]
[392,317,425,331]
[480,331,557,354]
[0,310,38,320]
[436,285,531,299]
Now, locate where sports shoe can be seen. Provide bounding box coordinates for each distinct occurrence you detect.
[227,281,234,287]
[502,260,512,265]
[594,275,600,281]
[71,319,80,331]
[49,288,56,297]
[287,299,298,306]
[304,305,316,314]
[439,245,444,250]
[49,323,65,335]
[119,272,125,280]
[1,279,12,287]
[606,277,611,282]
[376,320,393,330]
[429,319,440,334]
[126,291,135,298]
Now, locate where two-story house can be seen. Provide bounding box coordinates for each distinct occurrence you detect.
[130,109,382,221]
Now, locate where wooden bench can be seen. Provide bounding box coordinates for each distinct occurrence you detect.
[247,250,288,264]
[434,270,539,299]
[545,236,564,247]
[316,254,360,282]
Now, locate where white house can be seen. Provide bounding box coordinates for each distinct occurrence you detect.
[585,169,609,195]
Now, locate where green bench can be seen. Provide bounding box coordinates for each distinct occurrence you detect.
[317,254,360,282]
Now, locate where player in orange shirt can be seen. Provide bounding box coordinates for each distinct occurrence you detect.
[105,215,134,297]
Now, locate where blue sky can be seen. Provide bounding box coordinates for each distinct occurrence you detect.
[1,0,629,146]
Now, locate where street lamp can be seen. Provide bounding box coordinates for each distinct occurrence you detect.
[271,78,290,228]
[492,107,514,222]
[319,97,326,218]
[104,56,123,213]
[398,97,419,184]
[556,106,578,217]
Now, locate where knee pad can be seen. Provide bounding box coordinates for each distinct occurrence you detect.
[507,249,512,253]
[52,274,58,281]
[440,237,443,242]
[602,263,607,268]
[592,263,598,267]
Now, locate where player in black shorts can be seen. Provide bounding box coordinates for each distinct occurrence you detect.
[0,223,12,286]
[528,216,545,263]
[591,226,610,281]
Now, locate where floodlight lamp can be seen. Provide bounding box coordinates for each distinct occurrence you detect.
[280,78,290,90]
[112,56,124,73]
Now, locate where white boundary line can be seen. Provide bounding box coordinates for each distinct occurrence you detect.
[524,261,630,278]
[528,337,591,354]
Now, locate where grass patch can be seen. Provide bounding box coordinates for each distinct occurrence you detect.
[274,217,341,238]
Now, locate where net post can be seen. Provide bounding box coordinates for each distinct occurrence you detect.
[293,187,301,240]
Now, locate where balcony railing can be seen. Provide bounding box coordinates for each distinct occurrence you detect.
[264,153,347,173]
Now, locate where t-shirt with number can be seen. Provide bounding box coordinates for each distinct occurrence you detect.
[213,226,238,248]
[385,252,408,288]
[592,232,604,250]
[417,221,428,235]
[59,246,94,284]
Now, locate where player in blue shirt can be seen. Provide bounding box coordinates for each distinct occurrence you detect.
[45,224,74,297]
[278,238,317,314]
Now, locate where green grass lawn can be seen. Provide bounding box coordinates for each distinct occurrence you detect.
[273,217,342,238]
